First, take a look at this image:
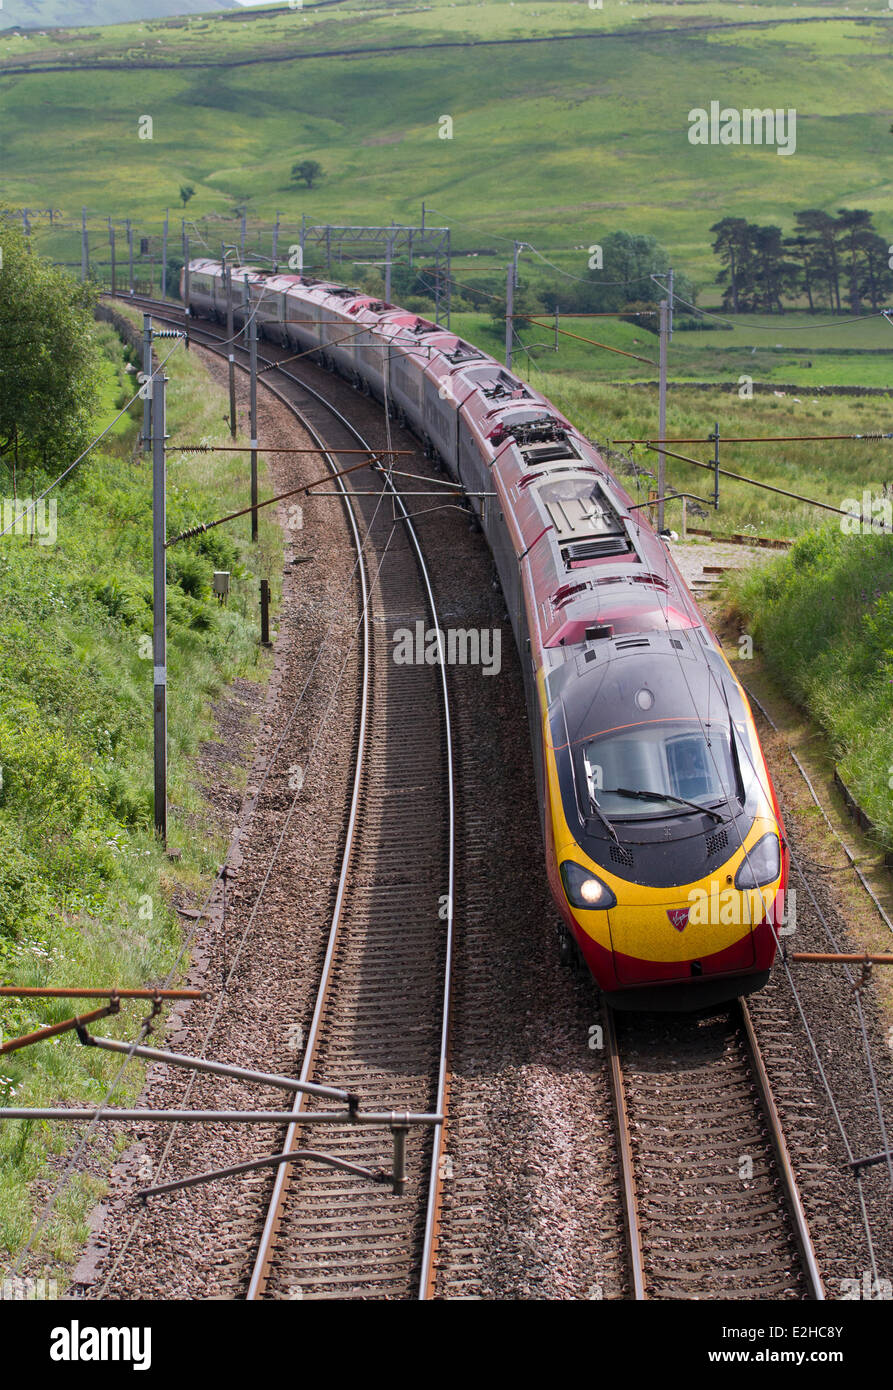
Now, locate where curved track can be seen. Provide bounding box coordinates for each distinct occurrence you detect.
[118,296,454,1300]
[109,294,834,1304]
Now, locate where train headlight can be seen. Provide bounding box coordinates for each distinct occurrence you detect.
[734,833,781,890]
[560,861,617,911]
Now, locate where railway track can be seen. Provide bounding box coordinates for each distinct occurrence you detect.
[605,999,825,1300]
[106,295,838,1304]
[115,295,454,1299]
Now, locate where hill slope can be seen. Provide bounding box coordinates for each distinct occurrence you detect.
[0,1,890,290]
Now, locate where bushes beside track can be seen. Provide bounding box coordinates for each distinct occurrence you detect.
[0,319,280,1273]
[725,529,893,852]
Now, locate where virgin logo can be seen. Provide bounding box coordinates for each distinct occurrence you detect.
[667,908,689,932]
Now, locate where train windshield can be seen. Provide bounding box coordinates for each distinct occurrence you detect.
[580,720,739,820]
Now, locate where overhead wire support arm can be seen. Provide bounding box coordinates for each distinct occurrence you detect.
[526,319,658,366]
[0,987,206,1056]
[0,1107,443,1127]
[628,491,713,513]
[165,456,400,548]
[76,1031,358,1108]
[614,432,893,445]
[634,443,859,518]
[133,1148,398,1203]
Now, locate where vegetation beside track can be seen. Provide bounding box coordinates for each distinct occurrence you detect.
[0,302,280,1278]
[724,529,893,854]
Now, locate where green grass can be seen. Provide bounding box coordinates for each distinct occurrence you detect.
[0,317,281,1282]
[493,365,892,542]
[724,529,893,853]
[1,0,891,299]
[449,308,893,390]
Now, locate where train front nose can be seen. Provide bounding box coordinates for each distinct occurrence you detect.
[605,897,758,986]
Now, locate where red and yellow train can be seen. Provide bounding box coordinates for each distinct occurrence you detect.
[183,259,789,1009]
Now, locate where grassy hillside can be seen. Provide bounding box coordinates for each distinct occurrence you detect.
[453,309,893,390]
[1,0,891,294]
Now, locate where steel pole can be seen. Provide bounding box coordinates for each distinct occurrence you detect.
[142,314,153,455]
[81,207,88,281]
[162,208,169,300]
[226,261,236,439]
[182,223,190,307]
[657,300,668,532]
[152,374,168,843]
[127,218,134,293]
[385,234,393,304]
[108,218,116,294]
[505,262,514,370]
[249,311,259,542]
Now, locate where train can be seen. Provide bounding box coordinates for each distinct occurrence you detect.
[182,258,789,1009]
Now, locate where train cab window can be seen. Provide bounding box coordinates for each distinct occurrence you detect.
[579,721,739,821]
[665,734,714,802]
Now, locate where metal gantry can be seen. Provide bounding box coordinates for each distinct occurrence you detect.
[5,208,452,326]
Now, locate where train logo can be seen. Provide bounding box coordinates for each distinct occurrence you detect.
[666,908,690,933]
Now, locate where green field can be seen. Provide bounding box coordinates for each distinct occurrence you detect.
[450,309,893,390]
[2,0,892,296]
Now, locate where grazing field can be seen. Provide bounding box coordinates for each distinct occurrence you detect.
[1,0,891,295]
[450,309,893,390]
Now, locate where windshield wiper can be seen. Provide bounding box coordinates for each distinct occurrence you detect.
[588,793,620,844]
[603,786,726,823]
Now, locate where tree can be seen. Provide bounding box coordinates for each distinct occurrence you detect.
[855,230,893,311]
[750,225,798,314]
[578,232,695,314]
[291,160,323,189]
[836,208,875,315]
[179,184,195,208]
[794,210,841,311]
[0,216,101,490]
[710,218,753,313]
[783,232,819,311]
